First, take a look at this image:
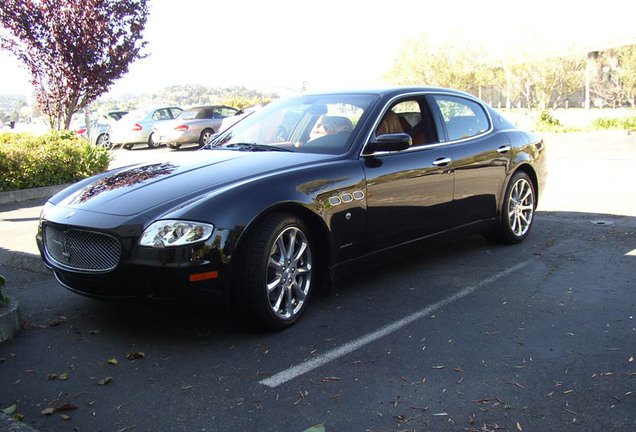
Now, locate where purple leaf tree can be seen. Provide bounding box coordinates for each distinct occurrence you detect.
[0,0,149,129]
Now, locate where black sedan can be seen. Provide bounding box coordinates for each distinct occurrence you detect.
[37,88,547,329]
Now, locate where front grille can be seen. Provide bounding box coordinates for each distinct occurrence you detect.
[44,224,121,272]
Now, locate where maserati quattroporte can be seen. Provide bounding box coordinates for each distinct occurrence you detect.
[37,87,547,329]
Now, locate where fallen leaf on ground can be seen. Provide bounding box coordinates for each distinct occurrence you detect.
[301,424,325,432]
[41,408,55,416]
[108,358,118,365]
[97,377,113,386]
[2,405,17,415]
[127,352,145,360]
[57,403,77,412]
[59,373,68,381]
[517,421,523,431]
[322,377,341,381]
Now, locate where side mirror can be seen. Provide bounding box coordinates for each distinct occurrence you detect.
[365,133,412,154]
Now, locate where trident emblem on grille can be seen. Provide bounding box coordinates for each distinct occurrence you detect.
[61,234,71,263]
[52,232,72,263]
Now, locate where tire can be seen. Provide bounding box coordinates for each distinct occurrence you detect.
[96,133,111,149]
[198,128,215,147]
[236,213,314,330]
[147,133,159,148]
[497,171,536,244]
[168,143,180,150]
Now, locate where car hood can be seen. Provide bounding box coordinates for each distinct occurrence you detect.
[53,150,333,217]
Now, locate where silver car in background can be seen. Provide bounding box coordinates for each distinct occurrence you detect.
[153,105,240,149]
[110,106,183,149]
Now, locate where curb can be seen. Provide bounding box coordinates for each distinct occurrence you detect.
[0,184,69,205]
[0,298,20,344]
[0,252,48,275]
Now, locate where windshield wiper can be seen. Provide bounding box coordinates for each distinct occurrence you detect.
[224,143,293,152]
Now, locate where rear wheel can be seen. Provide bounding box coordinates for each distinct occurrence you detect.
[236,214,314,330]
[198,128,215,147]
[147,133,159,148]
[498,171,536,244]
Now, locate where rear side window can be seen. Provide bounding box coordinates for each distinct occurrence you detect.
[432,95,489,141]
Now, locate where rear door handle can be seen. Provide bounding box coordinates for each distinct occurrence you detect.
[497,145,511,154]
[433,157,452,167]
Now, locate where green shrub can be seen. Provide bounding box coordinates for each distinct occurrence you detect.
[534,111,579,133]
[0,131,111,192]
[592,116,636,130]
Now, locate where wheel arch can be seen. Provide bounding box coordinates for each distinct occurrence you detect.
[496,163,539,226]
[233,202,335,295]
[512,163,540,205]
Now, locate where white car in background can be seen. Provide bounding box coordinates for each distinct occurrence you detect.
[110,106,183,149]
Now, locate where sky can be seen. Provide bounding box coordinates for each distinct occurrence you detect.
[1,0,636,98]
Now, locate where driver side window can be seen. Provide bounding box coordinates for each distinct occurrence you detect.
[376,99,435,146]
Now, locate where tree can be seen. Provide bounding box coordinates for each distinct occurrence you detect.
[508,55,584,110]
[593,45,636,108]
[0,0,149,129]
[619,45,636,108]
[384,33,492,97]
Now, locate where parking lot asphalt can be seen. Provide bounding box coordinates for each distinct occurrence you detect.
[0,131,635,431]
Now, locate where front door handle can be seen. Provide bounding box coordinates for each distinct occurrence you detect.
[497,145,511,154]
[433,157,452,167]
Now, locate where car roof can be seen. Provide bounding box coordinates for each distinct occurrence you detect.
[301,86,478,99]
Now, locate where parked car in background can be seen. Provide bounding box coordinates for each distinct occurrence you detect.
[90,110,129,147]
[153,105,241,149]
[37,87,547,329]
[71,110,128,147]
[110,106,183,149]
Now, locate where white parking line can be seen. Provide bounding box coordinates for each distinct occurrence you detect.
[259,259,532,388]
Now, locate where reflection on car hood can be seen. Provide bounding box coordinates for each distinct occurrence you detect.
[54,150,332,216]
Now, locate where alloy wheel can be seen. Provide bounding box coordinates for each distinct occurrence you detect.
[265,226,312,320]
[507,177,534,237]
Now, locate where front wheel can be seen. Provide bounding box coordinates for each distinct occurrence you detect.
[96,133,111,148]
[236,214,314,330]
[498,171,536,244]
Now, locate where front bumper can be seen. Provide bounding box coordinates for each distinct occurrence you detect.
[37,221,237,300]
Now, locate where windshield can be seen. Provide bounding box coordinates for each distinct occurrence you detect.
[211,93,377,154]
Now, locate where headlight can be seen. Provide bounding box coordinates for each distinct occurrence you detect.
[139,220,214,248]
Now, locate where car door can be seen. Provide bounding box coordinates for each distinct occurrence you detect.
[427,94,510,228]
[362,97,455,251]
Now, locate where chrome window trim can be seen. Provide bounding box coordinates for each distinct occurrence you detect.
[359,91,494,157]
